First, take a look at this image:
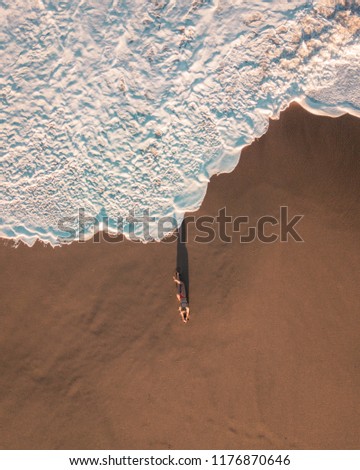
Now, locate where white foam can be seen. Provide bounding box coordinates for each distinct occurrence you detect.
[1,0,360,246]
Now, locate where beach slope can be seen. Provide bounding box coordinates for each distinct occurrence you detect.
[0,103,359,449]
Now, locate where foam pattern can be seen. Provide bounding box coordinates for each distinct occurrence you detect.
[1,0,360,245]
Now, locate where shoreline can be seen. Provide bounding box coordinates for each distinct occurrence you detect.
[1,103,360,449]
[3,100,360,249]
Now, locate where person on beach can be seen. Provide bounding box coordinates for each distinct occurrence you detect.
[173,271,190,323]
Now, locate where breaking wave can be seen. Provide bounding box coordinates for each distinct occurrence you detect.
[1,0,360,245]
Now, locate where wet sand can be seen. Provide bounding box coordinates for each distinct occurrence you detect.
[0,103,359,449]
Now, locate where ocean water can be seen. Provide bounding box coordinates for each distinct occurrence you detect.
[1,0,360,246]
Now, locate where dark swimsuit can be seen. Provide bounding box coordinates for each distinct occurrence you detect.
[179,282,188,308]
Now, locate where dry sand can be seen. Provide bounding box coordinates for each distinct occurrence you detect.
[0,103,359,449]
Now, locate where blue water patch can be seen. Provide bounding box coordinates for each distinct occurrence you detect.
[1,0,360,245]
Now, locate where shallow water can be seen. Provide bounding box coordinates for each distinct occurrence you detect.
[1,0,360,245]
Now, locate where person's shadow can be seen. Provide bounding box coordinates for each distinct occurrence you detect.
[176,219,190,303]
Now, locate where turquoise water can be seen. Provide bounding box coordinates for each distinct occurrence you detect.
[1,0,360,245]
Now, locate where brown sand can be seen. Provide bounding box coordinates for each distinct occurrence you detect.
[0,103,359,450]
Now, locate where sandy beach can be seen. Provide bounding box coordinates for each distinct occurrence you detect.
[0,103,359,450]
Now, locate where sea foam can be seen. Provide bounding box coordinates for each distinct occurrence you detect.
[1,0,360,246]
